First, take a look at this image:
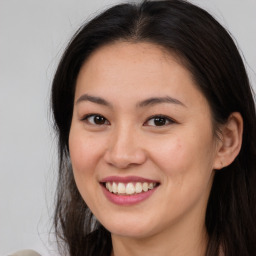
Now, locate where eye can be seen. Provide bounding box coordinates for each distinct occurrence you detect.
[82,114,110,125]
[144,115,175,127]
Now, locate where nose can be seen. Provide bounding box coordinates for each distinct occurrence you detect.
[103,125,147,169]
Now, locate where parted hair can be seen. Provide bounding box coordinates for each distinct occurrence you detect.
[51,1,256,255]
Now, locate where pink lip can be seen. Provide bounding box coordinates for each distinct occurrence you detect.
[101,186,158,206]
[100,176,159,206]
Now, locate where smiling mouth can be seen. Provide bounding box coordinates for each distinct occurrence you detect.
[102,181,159,195]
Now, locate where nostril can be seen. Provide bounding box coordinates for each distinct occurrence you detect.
[104,148,147,169]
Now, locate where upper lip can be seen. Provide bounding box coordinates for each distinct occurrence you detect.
[100,176,160,184]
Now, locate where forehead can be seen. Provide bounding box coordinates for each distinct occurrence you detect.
[75,41,209,111]
[80,41,183,77]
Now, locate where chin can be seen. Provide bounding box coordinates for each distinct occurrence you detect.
[101,218,158,239]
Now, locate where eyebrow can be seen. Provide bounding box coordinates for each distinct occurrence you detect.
[76,94,186,108]
[76,94,112,107]
[137,96,186,108]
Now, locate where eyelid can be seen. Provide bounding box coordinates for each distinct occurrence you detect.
[80,113,175,127]
[81,113,110,125]
[143,114,176,127]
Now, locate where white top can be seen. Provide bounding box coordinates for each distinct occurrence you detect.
[8,250,41,256]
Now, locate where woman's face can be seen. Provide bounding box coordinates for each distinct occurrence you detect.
[69,42,220,239]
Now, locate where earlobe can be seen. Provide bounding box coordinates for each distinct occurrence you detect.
[213,112,243,170]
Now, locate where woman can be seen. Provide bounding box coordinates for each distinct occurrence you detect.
[51,0,256,255]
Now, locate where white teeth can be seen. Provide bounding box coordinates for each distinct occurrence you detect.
[135,182,143,193]
[149,183,154,189]
[112,182,117,193]
[117,183,126,194]
[142,182,149,192]
[105,181,157,195]
[126,183,135,195]
[106,182,113,192]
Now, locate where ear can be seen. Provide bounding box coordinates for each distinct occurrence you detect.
[213,112,243,170]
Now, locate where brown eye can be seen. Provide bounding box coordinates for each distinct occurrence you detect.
[84,114,110,125]
[153,117,167,126]
[93,115,106,125]
[144,115,174,127]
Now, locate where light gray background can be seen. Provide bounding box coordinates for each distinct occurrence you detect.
[0,0,255,255]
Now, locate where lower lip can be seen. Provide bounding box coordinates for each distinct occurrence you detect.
[101,185,158,206]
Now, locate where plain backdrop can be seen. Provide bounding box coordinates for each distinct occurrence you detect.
[0,0,255,255]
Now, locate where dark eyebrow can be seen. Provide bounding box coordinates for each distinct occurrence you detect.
[76,94,185,108]
[137,96,186,108]
[76,94,112,107]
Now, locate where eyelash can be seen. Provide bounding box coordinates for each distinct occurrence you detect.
[81,114,110,125]
[144,115,175,127]
[81,114,175,127]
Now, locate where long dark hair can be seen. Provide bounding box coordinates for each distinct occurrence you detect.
[51,1,256,255]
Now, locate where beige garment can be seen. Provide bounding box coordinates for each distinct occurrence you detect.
[9,250,41,256]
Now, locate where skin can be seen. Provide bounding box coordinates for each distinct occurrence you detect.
[69,42,242,256]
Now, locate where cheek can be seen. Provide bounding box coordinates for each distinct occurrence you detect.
[68,128,104,207]
[69,129,103,174]
[148,132,215,181]
[148,137,189,172]
[148,134,215,220]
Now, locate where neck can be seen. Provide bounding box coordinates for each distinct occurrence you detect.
[111,217,208,256]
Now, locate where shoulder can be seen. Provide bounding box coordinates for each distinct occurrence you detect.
[8,250,41,256]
